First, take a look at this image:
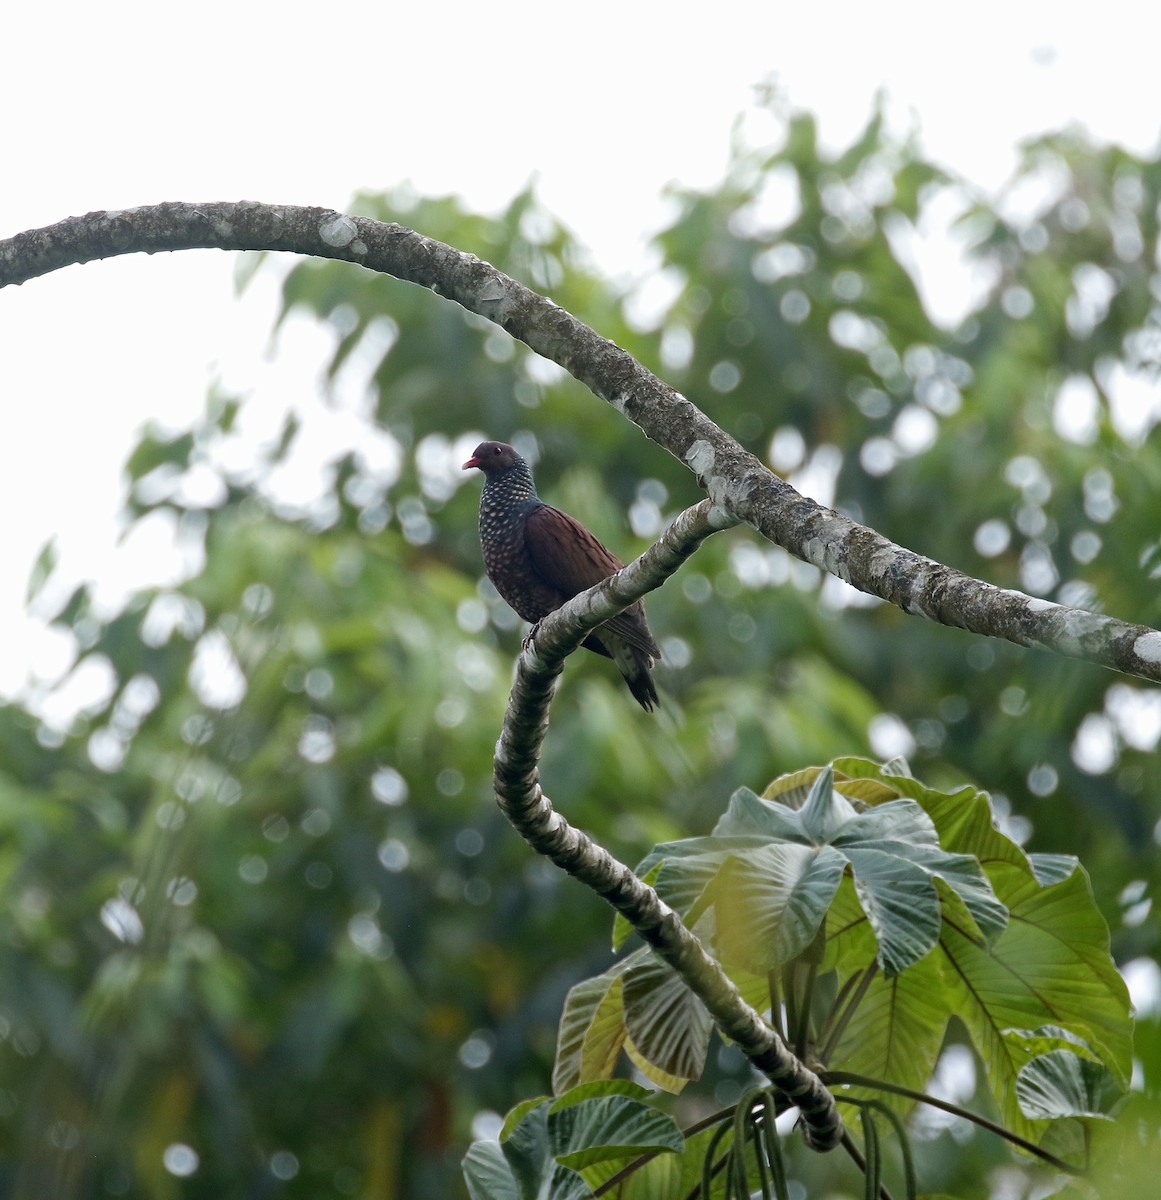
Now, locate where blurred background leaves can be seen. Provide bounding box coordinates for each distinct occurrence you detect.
[2,93,1160,1197]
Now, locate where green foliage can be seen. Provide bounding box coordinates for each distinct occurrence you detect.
[547,759,1130,1188]
[3,90,1160,1196]
[462,1081,684,1200]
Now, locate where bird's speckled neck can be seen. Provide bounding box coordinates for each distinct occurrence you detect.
[480,454,540,514]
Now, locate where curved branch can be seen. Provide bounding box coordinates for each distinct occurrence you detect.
[3,200,1160,682]
[823,1070,1084,1175]
[492,499,842,1153]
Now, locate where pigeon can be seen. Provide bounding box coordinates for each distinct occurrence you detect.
[462,440,661,711]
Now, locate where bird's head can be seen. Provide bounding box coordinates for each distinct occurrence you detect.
[462,440,521,476]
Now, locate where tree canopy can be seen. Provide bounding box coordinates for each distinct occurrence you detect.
[0,96,1159,1197]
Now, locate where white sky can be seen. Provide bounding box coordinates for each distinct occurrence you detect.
[2,1,1159,703]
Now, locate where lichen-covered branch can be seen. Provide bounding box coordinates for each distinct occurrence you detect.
[3,200,1159,682]
[492,499,843,1152]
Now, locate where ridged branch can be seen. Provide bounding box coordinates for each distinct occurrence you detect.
[492,499,843,1152]
[4,200,1159,681]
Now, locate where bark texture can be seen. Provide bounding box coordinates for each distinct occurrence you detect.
[4,201,1158,681]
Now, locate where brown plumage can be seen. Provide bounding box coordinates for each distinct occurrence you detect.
[462,440,661,710]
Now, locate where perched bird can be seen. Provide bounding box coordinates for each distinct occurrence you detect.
[462,440,661,711]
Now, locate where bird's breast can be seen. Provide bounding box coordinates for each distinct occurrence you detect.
[479,501,560,624]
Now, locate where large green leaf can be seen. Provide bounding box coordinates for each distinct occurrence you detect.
[629,768,996,992]
[562,759,1131,1122]
[622,946,714,1090]
[805,761,1133,1133]
[719,768,1008,974]
[463,1084,685,1200]
[827,951,949,1111]
[624,826,849,975]
[712,841,848,974]
[463,1141,520,1200]
[554,971,629,1094]
[553,945,712,1095]
[1016,1049,1120,1121]
[551,1083,686,1169]
[938,862,1132,1141]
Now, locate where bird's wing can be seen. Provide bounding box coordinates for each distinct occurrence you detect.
[525,504,661,658]
[525,504,623,590]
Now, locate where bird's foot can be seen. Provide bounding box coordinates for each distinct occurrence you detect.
[522,621,542,651]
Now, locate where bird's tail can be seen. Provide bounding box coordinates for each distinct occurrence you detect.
[615,644,659,712]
